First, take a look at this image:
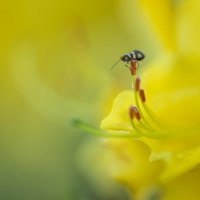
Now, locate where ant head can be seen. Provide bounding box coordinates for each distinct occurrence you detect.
[121,54,131,62]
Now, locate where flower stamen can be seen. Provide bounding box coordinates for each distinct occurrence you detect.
[135,76,141,92]
[139,89,146,103]
[129,105,135,120]
[130,60,137,76]
[129,63,170,134]
[129,106,143,133]
[133,77,155,131]
[129,105,154,133]
[135,79,166,128]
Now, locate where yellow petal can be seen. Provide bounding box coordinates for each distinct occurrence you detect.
[104,138,164,192]
[138,0,177,50]
[163,165,200,200]
[142,54,200,128]
[160,147,200,183]
[101,90,135,131]
[176,0,200,54]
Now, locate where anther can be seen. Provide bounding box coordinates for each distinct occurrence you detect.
[129,106,141,121]
[129,106,135,120]
[133,107,141,121]
[130,60,137,75]
[139,89,146,103]
[135,76,140,92]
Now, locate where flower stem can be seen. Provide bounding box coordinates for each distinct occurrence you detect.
[72,119,138,138]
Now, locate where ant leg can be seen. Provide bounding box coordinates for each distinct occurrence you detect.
[136,62,140,69]
[124,64,130,70]
[124,61,130,69]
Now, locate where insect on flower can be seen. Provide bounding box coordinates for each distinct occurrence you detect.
[111,50,145,71]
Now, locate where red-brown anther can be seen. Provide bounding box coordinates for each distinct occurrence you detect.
[130,60,137,75]
[129,106,135,120]
[135,76,140,92]
[133,107,141,121]
[139,89,146,103]
[129,106,141,121]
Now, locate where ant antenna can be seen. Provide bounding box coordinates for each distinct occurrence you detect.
[110,59,121,70]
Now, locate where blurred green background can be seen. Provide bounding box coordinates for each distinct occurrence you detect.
[0,0,161,199]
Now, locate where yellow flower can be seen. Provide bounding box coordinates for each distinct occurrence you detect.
[100,0,200,199]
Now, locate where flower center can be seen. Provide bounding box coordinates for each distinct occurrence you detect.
[128,61,169,138]
[73,58,184,139]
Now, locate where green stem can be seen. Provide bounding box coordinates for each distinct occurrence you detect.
[72,119,138,138]
[72,119,195,139]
